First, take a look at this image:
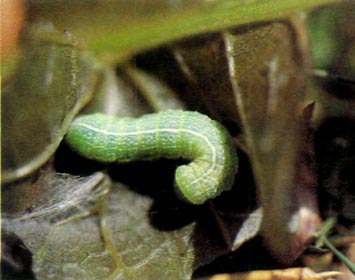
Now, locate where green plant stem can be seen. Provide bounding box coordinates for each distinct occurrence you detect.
[315,217,336,247]
[315,218,355,276]
[323,236,355,275]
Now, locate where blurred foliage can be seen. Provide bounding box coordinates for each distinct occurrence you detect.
[27,0,339,63]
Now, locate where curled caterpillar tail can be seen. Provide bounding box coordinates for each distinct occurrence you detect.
[65,110,238,204]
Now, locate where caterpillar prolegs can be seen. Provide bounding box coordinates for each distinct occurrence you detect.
[65,110,238,204]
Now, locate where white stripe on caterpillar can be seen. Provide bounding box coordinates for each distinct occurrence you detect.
[65,110,238,204]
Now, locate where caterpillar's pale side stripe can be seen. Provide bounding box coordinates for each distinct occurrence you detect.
[74,122,217,186]
[65,110,238,204]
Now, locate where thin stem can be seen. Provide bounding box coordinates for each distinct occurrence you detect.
[313,69,355,85]
[315,217,336,247]
[314,218,355,276]
[323,236,355,275]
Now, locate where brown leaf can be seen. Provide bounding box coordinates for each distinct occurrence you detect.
[224,18,321,261]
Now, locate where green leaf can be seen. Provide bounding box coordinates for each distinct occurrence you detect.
[1,23,99,183]
[28,0,340,63]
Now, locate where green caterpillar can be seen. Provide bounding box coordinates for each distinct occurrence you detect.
[65,110,238,204]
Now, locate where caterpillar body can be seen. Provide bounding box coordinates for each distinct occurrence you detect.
[65,110,238,204]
